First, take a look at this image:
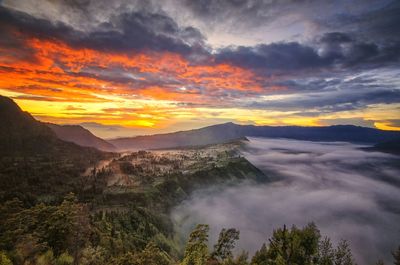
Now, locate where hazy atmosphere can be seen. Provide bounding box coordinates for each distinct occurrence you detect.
[172,138,400,264]
[1,1,399,264]
[0,0,399,137]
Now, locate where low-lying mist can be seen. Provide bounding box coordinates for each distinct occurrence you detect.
[171,137,400,264]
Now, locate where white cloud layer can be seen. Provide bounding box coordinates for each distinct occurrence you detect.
[172,137,400,264]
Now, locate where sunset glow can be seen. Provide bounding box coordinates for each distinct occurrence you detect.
[0,0,399,137]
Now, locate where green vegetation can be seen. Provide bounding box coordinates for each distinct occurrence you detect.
[0,137,271,264]
[1,96,398,264]
[0,148,109,204]
[3,197,399,265]
[1,143,399,264]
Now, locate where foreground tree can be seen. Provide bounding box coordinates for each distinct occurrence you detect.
[111,242,171,265]
[211,228,240,262]
[334,240,355,265]
[263,223,320,265]
[318,237,334,265]
[251,244,269,265]
[393,246,400,265]
[248,223,359,265]
[181,224,210,265]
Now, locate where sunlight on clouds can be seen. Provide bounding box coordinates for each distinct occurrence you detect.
[374,122,400,131]
[0,34,398,136]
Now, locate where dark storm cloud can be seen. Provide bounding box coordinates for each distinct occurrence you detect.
[216,31,400,74]
[179,0,400,72]
[0,5,207,55]
[0,6,75,42]
[1,2,399,72]
[49,0,91,10]
[246,89,400,113]
[319,32,353,43]
[182,0,400,43]
[243,74,400,113]
[68,66,182,90]
[0,7,72,62]
[318,0,400,44]
[317,32,400,67]
[82,11,206,54]
[182,0,279,21]
[216,42,331,72]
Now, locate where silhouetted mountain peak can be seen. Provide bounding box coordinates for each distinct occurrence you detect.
[0,96,58,154]
[0,95,54,137]
[1,95,34,124]
[47,123,116,151]
[0,96,110,156]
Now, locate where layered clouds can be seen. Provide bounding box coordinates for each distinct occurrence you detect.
[0,0,399,136]
[172,138,400,264]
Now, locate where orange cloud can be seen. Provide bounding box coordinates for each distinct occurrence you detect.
[0,34,289,131]
[0,36,269,103]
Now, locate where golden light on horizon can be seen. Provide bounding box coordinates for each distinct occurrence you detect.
[0,33,399,136]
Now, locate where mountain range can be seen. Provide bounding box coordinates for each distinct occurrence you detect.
[108,122,400,151]
[1,95,400,152]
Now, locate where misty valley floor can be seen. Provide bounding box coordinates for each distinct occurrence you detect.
[2,132,400,264]
[172,137,400,264]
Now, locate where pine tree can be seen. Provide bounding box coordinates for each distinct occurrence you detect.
[393,246,400,265]
[181,224,210,265]
[334,240,355,265]
[251,243,269,265]
[318,237,334,265]
[212,228,240,262]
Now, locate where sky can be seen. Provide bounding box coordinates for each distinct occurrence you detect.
[0,0,399,138]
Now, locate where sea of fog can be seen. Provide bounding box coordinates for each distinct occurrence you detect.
[171,137,400,264]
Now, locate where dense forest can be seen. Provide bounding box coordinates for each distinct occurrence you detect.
[1,96,399,264]
[1,194,400,265]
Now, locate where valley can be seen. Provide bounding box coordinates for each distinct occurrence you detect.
[1,95,400,264]
[1,1,400,264]
[86,139,268,220]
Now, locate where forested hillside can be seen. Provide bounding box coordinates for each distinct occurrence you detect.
[0,96,399,264]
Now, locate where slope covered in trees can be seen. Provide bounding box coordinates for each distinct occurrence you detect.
[1,96,399,264]
[0,96,111,203]
[1,195,399,265]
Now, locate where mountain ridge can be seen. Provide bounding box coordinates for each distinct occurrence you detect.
[46,123,116,152]
[108,122,400,151]
[2,95,399,152]
[0,95,109,201]
[0,95,110,155]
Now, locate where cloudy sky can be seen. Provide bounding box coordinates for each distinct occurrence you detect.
[0,0,399,137]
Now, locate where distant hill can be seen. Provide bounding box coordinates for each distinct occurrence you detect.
[0,95,108,201]
[0,95,55,155]
[47,123,116,152]
[109,122,400,151]
[0,95,104,156]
